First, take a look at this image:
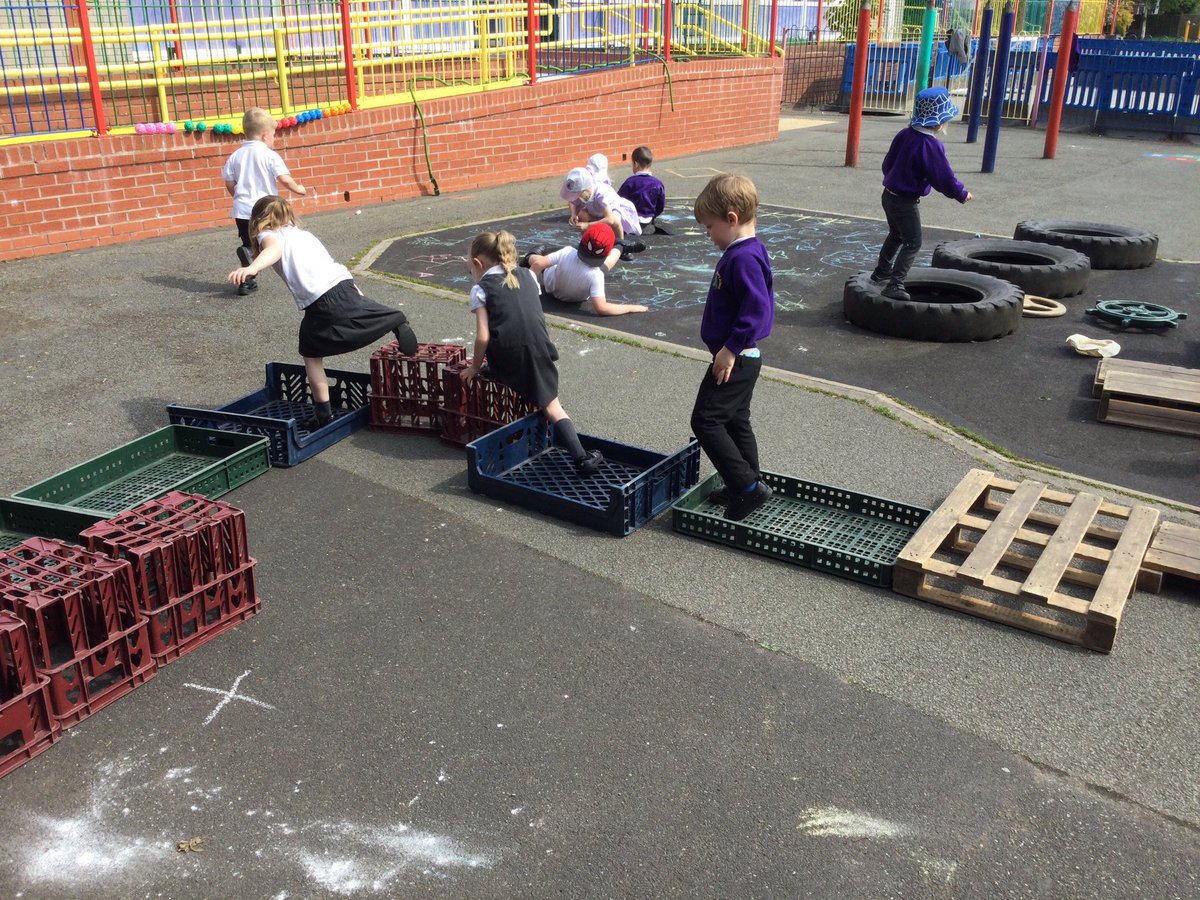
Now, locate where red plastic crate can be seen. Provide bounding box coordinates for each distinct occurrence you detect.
[0,539,139,668]
[0,678,59,779]
[45,616,155,728]
[1,611,61,778]
[147,561,261,665]
[437,364,537,447]
[86,492,250,608]
[369,341,467,434]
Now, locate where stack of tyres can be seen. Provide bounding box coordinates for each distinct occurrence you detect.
[0,538,155,729]
[81,492,259,666]
[438,363,538,447]
[0,611,60,778]
[370,342,467,434]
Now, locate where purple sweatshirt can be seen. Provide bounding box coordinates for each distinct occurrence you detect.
[700,237,774,356]
[881,127,968,202]
[617,172,666,221]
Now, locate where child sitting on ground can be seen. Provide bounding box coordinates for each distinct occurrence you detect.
[561,167,645,253]
[228,195,417,430]
[617,145,667,235]
[221,107,307,296]
[872,86,973,302]
[525,223,648,317]
[690,174,775,522]
[461,230,604,477]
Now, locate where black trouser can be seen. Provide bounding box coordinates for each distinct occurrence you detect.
[690,355,762,493]
[876,189,922,284]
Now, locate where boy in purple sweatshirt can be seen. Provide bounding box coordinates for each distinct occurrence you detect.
[690,174,775,522]
[872,87,973,302]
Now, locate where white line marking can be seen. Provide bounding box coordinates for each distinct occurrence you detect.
[184,670,276,726]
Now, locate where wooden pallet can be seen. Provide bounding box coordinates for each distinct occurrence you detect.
[1093,358,1200,438]
[1143,520,1200,585]
[893,469,1161,653]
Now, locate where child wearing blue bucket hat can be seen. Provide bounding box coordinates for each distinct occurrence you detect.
[870,86,973,302]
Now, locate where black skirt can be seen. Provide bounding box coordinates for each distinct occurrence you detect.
[486,340,560,409]
[298,279,409,358]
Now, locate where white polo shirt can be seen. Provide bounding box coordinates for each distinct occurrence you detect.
[222,141,291,219]
[543,247,606,303]
[258,226,350,309]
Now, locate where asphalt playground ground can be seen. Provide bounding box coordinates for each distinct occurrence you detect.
[0,114,1198,898]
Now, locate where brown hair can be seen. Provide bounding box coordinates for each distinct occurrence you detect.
[242,107,275,140]
[631,145,653,168]
[248,195,296,245]
[469,230,520,289]
[693,173,758,225]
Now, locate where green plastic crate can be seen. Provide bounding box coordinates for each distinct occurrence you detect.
[12,426,270,518]
[672,470,930,588]
[0,497,104,551]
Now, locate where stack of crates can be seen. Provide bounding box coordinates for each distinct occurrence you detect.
[439,362,538,447]
[0,611,59,777]
[80,492,259,666]
[0,538,155,731]
[369,342,467,434]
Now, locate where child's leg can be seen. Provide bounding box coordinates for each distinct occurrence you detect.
[690,360,760,494]
[542,398,602,475]
[235,218,257,293]
[880,192,922,287]
[303,356,334,428]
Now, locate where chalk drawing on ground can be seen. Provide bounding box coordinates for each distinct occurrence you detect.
[184,670,277,726]
[371,203,892,317]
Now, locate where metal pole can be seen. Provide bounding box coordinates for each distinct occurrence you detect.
[339,0,358,110]
[664,0,673,62]
[76,0,108,135]
[1027,0,1054,126]
[915,0,938,96]
[981,0,1014,173]
[1044,1,1080,159]
[528,0,538,82]
[816,0,825,44]
[769,0,780,56]
[966,2,993,143]
[845,0,873,167]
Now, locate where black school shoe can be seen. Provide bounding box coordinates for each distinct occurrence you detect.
[616,238,647,260]
[575,450,604,477]
[237,278,258,296]
[724,482,772,521]
[882,282,911,302]
[869,268,891,284]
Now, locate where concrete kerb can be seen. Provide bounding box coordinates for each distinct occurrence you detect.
[354,239,1200,520]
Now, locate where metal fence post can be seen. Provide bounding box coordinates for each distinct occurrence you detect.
[966,1,993,143]
[916,0,938,96]
[769,0,780,57]
[340,0,359,110]
[528,0,539,83]
[664,0,673,62]
[982,0,1014,173]
[1044,1,1080,159]
[75,0,109,135]
[845,0,873,167]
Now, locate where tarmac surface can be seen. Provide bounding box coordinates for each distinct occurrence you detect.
[0,113,1198,898]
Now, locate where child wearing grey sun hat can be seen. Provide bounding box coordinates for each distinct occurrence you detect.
[870,86,973,303]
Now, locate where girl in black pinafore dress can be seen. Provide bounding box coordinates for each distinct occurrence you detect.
[461,230,603,477]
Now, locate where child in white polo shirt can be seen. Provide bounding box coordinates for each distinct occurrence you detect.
[525,223,647,317]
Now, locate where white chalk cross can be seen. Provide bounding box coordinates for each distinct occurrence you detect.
[184,670,277,726]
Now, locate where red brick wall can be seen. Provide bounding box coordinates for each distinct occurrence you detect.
[0,58,782,262]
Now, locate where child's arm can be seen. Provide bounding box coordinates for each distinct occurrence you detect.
[461,308,490,382]
[224,179,237,198]
[924,143,969,203]
[714,256,772,383]
[590,290,648,316]
[278,174,307,197]
[228,234,282,285]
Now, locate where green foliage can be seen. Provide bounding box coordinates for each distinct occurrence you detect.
[1158,0,1200,14]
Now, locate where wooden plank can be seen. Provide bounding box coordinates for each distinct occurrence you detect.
[1102,398,1200,437]
[959,512,1115,565]
[982,478,1133,520]
[1022,493,1105,603]
[895,578,1087,647]
[895,468,994,568]
[1104,370,1200,405]
[1096,357,1200,395]
[949,536,1095,614]
[1089,505,1160,624]
[1143,521,1200,580]
[958,480,1045,587]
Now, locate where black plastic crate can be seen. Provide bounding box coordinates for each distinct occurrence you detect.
[466,414,700,536]
[0,498,103,552]
[672,471,930,588]
[167,363,370,467]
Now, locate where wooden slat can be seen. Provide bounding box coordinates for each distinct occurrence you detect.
[958,480,1045,587]
[1089,505,1160,624]
[982,478,1133,519]
[949,536,1094,614]
[1101,398,1200,437]
[1104,370,1200,405]
[896,578,1087,647]
[980,498,1128,543]
[959,511,1115,564]
[1143,521,1200,580]
[1022,493,1105,603]
[895,468,994,567]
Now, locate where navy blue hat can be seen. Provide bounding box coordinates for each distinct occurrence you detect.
[912,87,960,128]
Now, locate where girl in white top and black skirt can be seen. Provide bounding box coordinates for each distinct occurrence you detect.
[460,230,603,477]
[229,195,417,430]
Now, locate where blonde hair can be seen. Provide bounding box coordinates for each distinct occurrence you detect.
[249,195,296,245]
[243,107,275,139]
[469,230,520,289]
[693,173,758,225]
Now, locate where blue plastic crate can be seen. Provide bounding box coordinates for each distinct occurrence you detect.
[166,363,371,467]
[672,471,930,588]
[466,414,700,537]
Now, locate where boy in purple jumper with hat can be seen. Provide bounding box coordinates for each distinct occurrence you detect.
[690,173,775,522]
[871,86,973,302]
